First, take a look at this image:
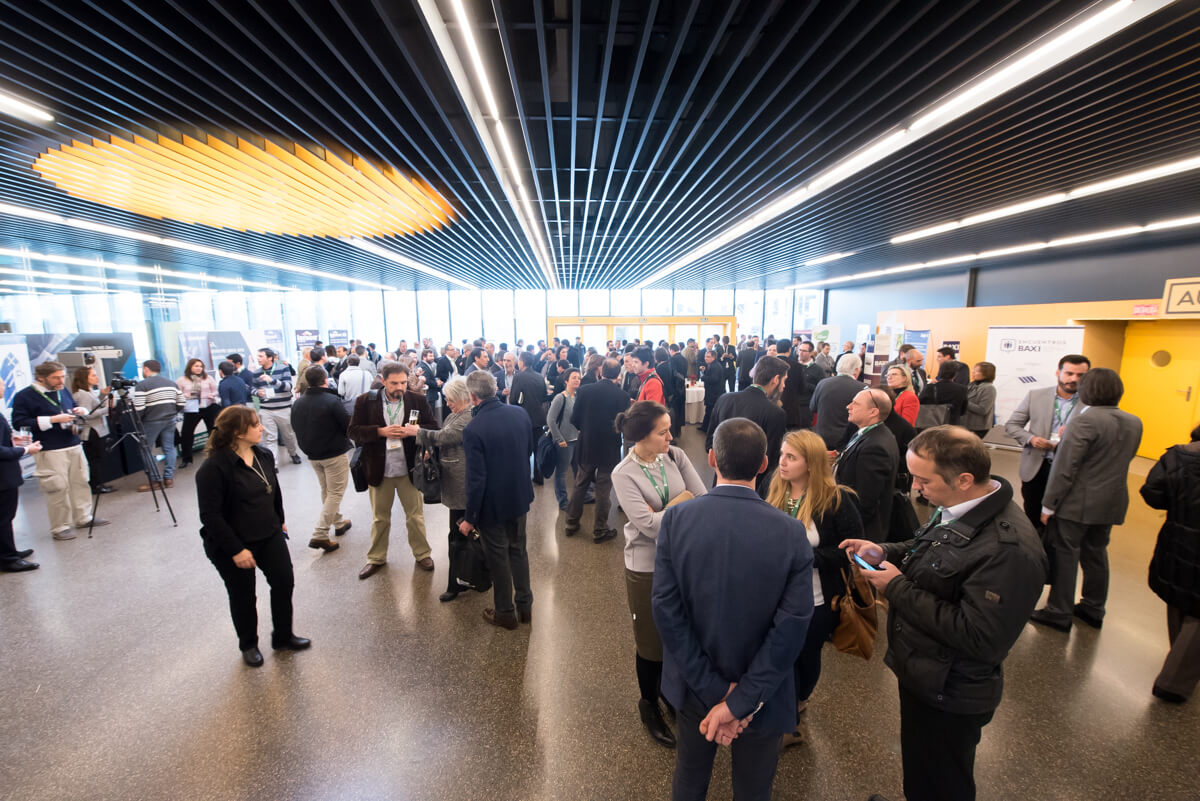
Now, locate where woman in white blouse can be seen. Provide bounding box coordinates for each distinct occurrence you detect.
[611,400,707,749]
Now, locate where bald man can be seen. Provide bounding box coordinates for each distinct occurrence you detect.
[834,389,900,542]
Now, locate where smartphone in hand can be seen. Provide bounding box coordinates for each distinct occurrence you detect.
[851,552,882,572]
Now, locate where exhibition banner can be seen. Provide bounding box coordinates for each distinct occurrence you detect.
[179,331,213,369]
[295,329,320,353]
[328,329,349,347]
[902,329,931,357]
[0,334,30,415]
[985,325,1085,427]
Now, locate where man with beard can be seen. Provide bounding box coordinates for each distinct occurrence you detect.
[1003,354,1090,533]
[704,355,788,498]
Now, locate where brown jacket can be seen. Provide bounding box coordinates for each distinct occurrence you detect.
[348,389,438,487]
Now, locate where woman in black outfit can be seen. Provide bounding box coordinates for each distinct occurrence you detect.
[917,360,968,426]
[766,428,864,748]
[196,405,309,667]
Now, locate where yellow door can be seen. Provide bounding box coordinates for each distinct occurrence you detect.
[1120,320,1200,458]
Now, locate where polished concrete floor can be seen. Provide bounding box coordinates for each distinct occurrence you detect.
[1,426,1197,801]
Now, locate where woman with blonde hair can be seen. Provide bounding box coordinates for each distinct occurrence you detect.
[766,428,863,747]
[885,363,920,425]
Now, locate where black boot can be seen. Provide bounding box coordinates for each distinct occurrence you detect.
[638,699,676,748]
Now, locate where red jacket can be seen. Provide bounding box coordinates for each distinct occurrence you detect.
[637,370,665,404]
[894,390,920,426]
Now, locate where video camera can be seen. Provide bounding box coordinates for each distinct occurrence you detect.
[110,372,138,393]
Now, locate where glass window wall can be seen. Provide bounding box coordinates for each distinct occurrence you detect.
[579,289,608,316]
[734,290,764,338]
[449,290,481,345]
[703,289,734,315]
[514,290,547,346]
[348,291,385,350]
[641,289,672,315]
[213,291,249,331]
[383,290,417,351]
[547,289,578,317]
[763,290,793,339]
[673,289,702,315]
[793,290,823,333]
[75,293,114,332]
[610,289,640,316]
[416,290,450,347]
[481,289,515,346]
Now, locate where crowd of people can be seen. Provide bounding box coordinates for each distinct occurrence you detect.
[3,329,1196,801]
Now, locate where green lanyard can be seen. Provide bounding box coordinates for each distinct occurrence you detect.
[35,387,63,410]
[784,491,806,519]
[385,399,403,425]
[638,459,670,507]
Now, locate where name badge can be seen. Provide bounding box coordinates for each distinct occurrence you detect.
[387,437,403,450]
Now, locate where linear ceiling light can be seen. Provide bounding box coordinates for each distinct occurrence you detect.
[344,238,475,288]
[891,153,1200,244]
[789,211,1200,289]
[0,246,293,292]
[634,0,1173,289]
[0,281,115,294]
[0,267,215,293]
[0,88,54,123]
[0,201,393,290]
[803,251,856,267]
[415,0,557,288]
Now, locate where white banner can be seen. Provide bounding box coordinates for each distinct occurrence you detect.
[986,326,1085,427]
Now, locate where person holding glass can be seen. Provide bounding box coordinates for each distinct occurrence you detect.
[70,365,115,495]
[766,429,862,747]
[0,379,43,572]
[197,405,309,667]
[177,358,220,467]
[611,400,707,748]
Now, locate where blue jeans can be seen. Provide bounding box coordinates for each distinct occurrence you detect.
[553,439,576,507]
[140,416,177,480]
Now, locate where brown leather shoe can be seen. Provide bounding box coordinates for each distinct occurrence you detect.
[518,608,532,624]
[358,563,384,580]
[415,556,434,571]
[136,482,162,493]
[163,478,174,488]
[308,538,340,552]
[482,608,518,630]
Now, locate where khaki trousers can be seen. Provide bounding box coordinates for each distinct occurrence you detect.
[310,453,350,540]
[34,445,92,533]
[367,473,429,564]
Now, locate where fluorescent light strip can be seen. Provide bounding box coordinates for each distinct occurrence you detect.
[0,89,54,123]
[790,211,1200,289]
[892,153,1200,244]
[416,0,557,288]
[633,0,1173,289]
[0,280,115,294]
[803,251,856,267]
[0,202,394,290]
[0,265,217,293]
[343,238,475,288]
[0,246,293,292]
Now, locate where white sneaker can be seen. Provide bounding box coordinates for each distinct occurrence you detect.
[52,529,76,541]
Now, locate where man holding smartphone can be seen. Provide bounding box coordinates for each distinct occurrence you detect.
[841,426,1045,801]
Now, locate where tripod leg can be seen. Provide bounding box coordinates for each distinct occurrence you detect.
[87,484,101,539]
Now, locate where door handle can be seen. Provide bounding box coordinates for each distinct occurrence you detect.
[1178,386,1193,402]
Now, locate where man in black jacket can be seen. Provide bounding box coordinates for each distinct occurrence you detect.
[842,427,1045,801]
[291,367,353,553]
[810,354,865,450]
[566,359,629,542]
[509,351,549,486]
[699,350,725,432]
[835,388,899,542]
[782,341,825,430]
[705,354,788,498]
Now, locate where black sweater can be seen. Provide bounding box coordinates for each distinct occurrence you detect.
[290,387,352,460]
[196,447,285,556]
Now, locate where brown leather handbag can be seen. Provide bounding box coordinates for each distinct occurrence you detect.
[829,563,882,660]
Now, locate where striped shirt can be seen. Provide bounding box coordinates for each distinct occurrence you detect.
[251,361,294,410]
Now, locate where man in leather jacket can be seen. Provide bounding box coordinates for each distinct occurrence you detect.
[842,426,1046,801]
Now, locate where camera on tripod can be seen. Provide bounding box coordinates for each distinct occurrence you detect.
[110,372,138,393]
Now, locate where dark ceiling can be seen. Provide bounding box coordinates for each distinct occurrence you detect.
[0,0,1197,294]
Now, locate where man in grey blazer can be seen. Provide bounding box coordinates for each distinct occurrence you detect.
[1003,354,1090,532]
[1030,368,1142,632]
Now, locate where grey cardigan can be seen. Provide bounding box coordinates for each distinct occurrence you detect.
[547,392,579,444]
[72,388,110,438]
[612,445,708,572]
[415,407,470,510]
[962,381,996,431]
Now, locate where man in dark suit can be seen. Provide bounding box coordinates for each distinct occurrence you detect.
[566,358,629,543]
[781,340,825,430]
[809,354,864,450]
[835,388,899,542]
[706,355,788,498]
[904,348,928,395]
[435,345,457,389]
[736,340,758,391]
[935,347,971,386]
[0,380,42,572]
[653,418,814,801]
[509,350,549,485]
[1031,368,1143,632]
[669,344,689,390]
[699,350,725,432]
[459,371,535,630]
[348,362,439,580]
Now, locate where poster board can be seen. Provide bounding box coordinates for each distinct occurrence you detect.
[0,334,30,417]
[985,326,1085,426]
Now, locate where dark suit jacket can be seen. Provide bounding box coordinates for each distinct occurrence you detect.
[652,485,814,733]
[571,379,630,469]
[782,360,825,429]
[736,347,757,390]
[702,362,725,405]
[347,389,438,487]
[835,424,899,542]
[918,380,968,425]
[463,397,534,527]
[434,355,454,387]
[0,414,27,491]
[509,367,548,432]
[670,353,689,385]
[706,387,787,497]
[416,360,439,407]
[809,375,863,450]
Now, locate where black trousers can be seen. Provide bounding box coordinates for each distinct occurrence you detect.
[478,515,532,617]
[0,487,19,560]
[898,685,994,801]
[699,401,716,432]
[205,531,295,650]
[672,698,782,801]
[1020,459,1052,533]
[446,508,468,593]
[82,430,108,489]
[180,405,220,462]
[794,602,835,704]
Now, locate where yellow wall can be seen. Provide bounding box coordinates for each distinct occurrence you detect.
[873,298,1155,373]
[1120,319,1200,457]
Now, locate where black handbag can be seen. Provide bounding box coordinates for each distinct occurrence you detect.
[458,533,492,591]
[349,446,368,493]
[887,489,920,542]
[412,444,442,503]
